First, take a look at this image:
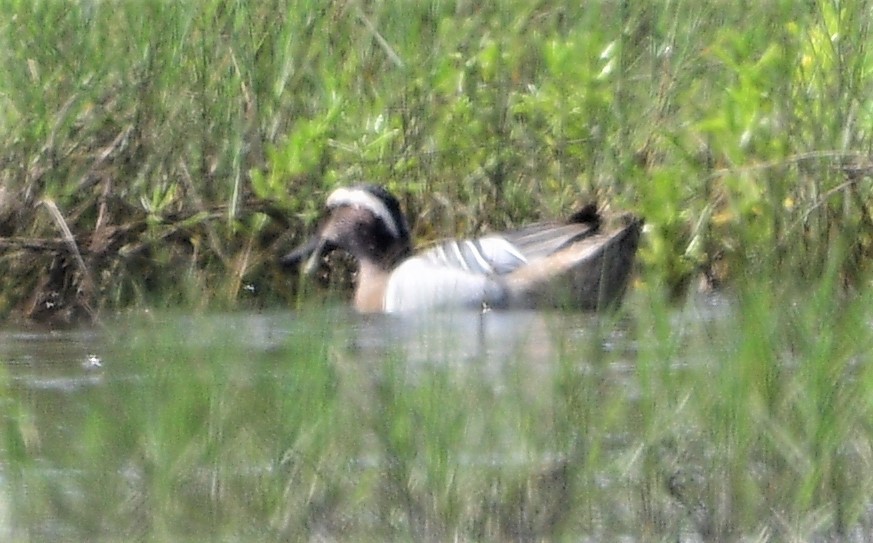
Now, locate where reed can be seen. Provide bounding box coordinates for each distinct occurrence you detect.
[3,269,873,540]
[3,4,873,536]
[0,1,871,320]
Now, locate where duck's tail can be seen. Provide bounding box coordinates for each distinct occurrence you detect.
[503,217,642,310]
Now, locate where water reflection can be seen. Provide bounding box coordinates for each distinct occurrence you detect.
[0,294,734,415]
[0,294,737,541]
[351,309,608,364]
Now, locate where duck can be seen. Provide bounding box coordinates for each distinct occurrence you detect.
[281,184,642,313]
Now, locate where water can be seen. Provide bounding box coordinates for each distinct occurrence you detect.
[0,307,639,538]
[9,294,858,541]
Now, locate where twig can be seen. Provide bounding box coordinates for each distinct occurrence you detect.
[40,199,92,283]
[706,150,870,181]
[180,161,230,266]
[0,237,76,252]
[40,198,98,320]
[356,7,405,69]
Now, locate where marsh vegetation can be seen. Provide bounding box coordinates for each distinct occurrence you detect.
[4,283,873,541]
[3,1,873,541]
[1,0,871,319]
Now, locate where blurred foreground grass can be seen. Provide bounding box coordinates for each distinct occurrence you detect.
[3,273,873,540]
[1,1,872,320]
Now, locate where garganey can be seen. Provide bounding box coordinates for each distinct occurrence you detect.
[281,185,642,313]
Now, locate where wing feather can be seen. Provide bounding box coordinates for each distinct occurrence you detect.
[500,221,599,262]
[416,220,596,277]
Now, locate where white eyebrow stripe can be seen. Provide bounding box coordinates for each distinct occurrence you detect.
[326,187,401,238]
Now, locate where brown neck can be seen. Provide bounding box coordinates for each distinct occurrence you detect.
[353,260,391,313]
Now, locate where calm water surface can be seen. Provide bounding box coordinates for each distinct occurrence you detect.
[0,296,731,541]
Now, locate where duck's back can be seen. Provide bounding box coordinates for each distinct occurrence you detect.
[381,220,603,313]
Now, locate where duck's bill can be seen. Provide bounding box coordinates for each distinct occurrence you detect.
[279,237,336,275]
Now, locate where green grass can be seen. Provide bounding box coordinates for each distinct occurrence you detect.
[3,275,873,540]
[1,1,872,319]
[3,3,873,538]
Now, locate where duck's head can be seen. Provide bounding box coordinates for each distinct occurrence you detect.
[280,184,412,274]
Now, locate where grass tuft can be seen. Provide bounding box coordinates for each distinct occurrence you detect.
[1,1,872,319]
